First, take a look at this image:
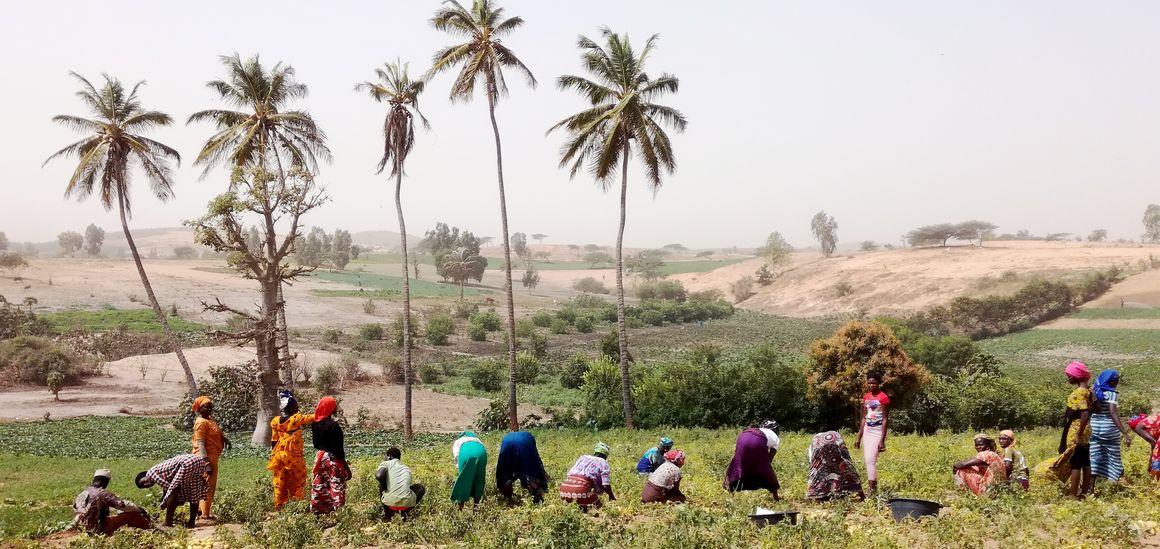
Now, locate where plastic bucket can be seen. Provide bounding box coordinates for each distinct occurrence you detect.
[748,511,799,527]
[887,498,942,522]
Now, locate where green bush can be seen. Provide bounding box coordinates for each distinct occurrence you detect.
[322,328,341,344]
[526,331,548,358]
[555,307,578,325]
[0,336,78,385]
[359,323,384,341]
[636,280,687,301]
[514,319,536,338]
[572,277,610,294]
[468,321,488,341]
[514,351,541,384]
[571,294,608,308]
[425,314,455,345]
[418,362,442,384]
[0,303,50,339]
[531,310,554,328]
[474,398,510,431]
[550,318,570,335]
[574,315,595,334]
[560,354,590,389]
[452,300,478,319]
[175,362,259,431]
[314,361,342,395]
[470,309,503,332]
[390,313,420,348]
[581,356,627,429]
[376,352,404,383]
[469,360,504,392]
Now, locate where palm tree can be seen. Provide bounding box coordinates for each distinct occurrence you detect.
[428,0,536,430]
[548,29,686,429]
[355,61,429,440]
[441,248,483,301]
[187,54,331,378]
[44,73,199,395]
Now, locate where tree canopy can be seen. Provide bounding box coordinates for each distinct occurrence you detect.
[906,220,997,247]
[1143,204,1160,243]
[811,211,838,257]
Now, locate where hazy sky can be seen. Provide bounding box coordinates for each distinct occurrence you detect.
[3,1,1159,249]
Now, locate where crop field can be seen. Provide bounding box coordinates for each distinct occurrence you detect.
[308,271,490,298]
[0,418,1156,547]
[1069,308,1160,320]
[656,258,748,276]
[38,308,207,334]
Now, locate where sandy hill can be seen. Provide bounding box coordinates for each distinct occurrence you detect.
[673,241,1160,317]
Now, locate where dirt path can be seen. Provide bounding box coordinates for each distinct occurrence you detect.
[0,346,497,430]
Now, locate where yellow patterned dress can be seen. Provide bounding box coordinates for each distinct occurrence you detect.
[268,412,314,509]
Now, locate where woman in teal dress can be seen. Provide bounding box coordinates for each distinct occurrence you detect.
[451,431,488,509]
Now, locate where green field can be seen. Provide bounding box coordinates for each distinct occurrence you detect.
[308,271,490,298]
[656,258,748,275]
[0,418,1156,546]
[1069,308,1160,319]
[38,308,206,334]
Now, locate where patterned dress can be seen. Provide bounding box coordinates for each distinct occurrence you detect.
[310,417,349,514]
[560,455,611,506]
[268,412,314,509]
[954,450,1007,495]
[806,431,864,500]
[1139,414,1160,481]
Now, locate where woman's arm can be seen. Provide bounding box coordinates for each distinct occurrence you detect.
[1135,423,1158,446]
[854,405,866,448]
[604,484,616,501]
[953,458,986,470]
[880,408,889,450]
[1108,403,1131,447]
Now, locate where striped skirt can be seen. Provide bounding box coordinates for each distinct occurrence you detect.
[1089,413,1123,481]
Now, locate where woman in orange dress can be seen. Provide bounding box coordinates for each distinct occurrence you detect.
[191,396,229,520]
[268,390,314,509]
[952,434,1008,495]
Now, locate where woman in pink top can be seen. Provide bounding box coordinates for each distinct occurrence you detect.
[854,372,890,493]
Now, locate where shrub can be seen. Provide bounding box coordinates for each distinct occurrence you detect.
[174,362,258,431]
[0,302,50,339]
[526,331,548,358]
[46,371,65,400]
[390,313,420,348]
[560,354,590,389]
[882,320,1000,378]
[471,309,503,332]
[322,328,341,344]
[474,398,510,431]
[0,336,77,385]
[636,280,687,301]
[425,314,455,345]
[834,280,854,297]
[531,310,554,328]
[362,299,376,315]
[376,352,404,383]
[452,300,478,319]
[571,294,608,309]
[689,288,725,303]
[572,277,610,294]
[469,360,504,392]
[805,321,931,414]
[555,307,578,325]
[514,351,541,384]
[574,315,595,334]
[729,276,755,303]
[598,330,632,363]
[688,342,724,365]
[419,362,442,384]
[580,356,626,428]
[338,353,364,383]
[314,361,342,395]
[359,323,384,341]
[550,318,570,335]
[514,319,536,338]
[468,321,488,341]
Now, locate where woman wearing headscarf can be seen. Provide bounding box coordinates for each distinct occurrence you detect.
[309,396,350,514]
[560,442,616,512]
[641,450,687,504]
[451,430,488,509]
[190,396,229,520]
[1047,361,1094,498]
[724,420,781,499]
[268,389,315,510]
[496,431,549,504]
[998,429,1029,490]
[636,436,674,475]
[806,431,864,501]
[953,434,1008,495]
[1089,369,1132,483]
[1129,411,1160,482]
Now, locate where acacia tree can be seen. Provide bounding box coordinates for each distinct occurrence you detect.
[188,53,331,378]
[44,72,198,395]
[811,211,839,257]
[549,28,686,428]
[356,60,429,440]
[757,231,793,270]
[1087,229,1108,242]
[188,166,325,445]
[429,0,537,430]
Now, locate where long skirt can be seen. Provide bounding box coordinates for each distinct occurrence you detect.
[862,427,884,481]
[1089,414,1123,481]
[451,441,488,504]
[560,474,600,506]
[310,451,348,514]
[806,432,864,501]
[641,481,686,504]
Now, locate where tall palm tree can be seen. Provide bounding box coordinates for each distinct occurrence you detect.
[44,73,199,395]
[355,61,429,440]
[428,0,536,430]
[548,29,686,429]
[187,54,331,378]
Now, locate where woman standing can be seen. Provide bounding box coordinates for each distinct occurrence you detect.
[806,431,864,501]
[310,396,350,514]
[854,373,890,493]
[451,431,488,510]
[268,390,314,510]
[1089,369,1132,483]
[1053,361,1094,498]
[953,434,1008,495]
[191,396,228,521]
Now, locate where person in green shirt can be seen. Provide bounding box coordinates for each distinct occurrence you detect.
[376,447,426,521]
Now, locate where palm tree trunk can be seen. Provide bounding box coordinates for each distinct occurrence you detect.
[395,168,414,441]
[615,145,635,429]
[117,193,198,396]
[486,80,520,432]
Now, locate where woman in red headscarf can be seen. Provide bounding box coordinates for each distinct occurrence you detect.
[641,450,687,504]
[309,396,350,514]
